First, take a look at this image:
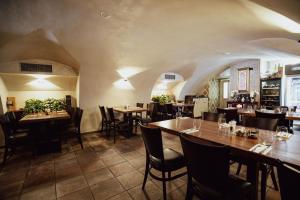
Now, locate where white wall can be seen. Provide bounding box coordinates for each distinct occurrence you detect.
[7,91,76,109]
[0,76,8,146]
[0,76,8,113]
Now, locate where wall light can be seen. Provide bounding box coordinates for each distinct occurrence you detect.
[113,79,135,90]
[116,66,144,79]
[27,75,61,90]
[242,0,300,33]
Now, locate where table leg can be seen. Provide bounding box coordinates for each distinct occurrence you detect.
[247,160,259,200]
[123,113,134,138]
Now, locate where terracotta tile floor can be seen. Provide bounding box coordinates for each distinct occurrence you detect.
[0,130,281,200]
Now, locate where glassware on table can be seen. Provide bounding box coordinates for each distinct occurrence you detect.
[193,118,202,130]
[259,130,274,146]
[276,126,289,141]
[175,111,182,119]
[218,117,226,130]
[228,120,237,134]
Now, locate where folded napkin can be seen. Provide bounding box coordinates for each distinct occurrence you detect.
[275,132,292,140]
[181,128,199,134]
[249,144,272,155]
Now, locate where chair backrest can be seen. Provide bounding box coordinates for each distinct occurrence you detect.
[180,133,230,193]
[0,114,13,143]
[203,112,225,122]
[255,110,285,120]
[277,161,300,200]
[136,103,144,108]
[74,108,83,128]
[148,103,158,120]
[107,107,116,122]
[242,116,278,131]
[99,106,108,121]
[164,103,173,114]
[140,123,164,160]
[217,108,239,123]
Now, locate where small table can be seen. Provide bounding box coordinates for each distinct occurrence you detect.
[20,111,70,154]
[113,106,148,137]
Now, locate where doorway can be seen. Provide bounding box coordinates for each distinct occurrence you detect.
[219,79,230,108]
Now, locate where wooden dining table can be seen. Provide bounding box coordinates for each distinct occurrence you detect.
[20,111,70,154]
[150,117,300,200]
[113,106,148,137]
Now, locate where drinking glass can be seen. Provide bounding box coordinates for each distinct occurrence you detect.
[193,118,202,130]
[259,130,274,146]
[176,111,182,119]
[218,117,226,129]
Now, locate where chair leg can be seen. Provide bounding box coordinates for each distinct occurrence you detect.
[142,156,150,189]
[77,131,83,149]
[168,171,171,178]
[162,171,167,200]
[113,126,116,143]
[2,146,8,164]
[270,167,279,191]
[100,121,104,132]
[236,163,242,175]
[261,167,267,200]
[185,176,193,200]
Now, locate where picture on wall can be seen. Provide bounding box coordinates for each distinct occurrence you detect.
[238,68,249,92]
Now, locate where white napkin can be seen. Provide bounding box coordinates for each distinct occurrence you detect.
[181,128,199,134]
[249,144,272,155]
[275,132,292,139]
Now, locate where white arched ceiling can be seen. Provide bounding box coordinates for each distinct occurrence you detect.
[0,0,299,132]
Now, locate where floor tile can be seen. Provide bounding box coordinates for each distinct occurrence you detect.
[23,162,55,192]
[21,184,56,200]
[56,175,88,198]
[101,154,126,167]
[128,181,162,200]
[85,167,114,186]
[0,181,24,199]
[109,162,135,177]
[57,187,94,200]
[117,170,144,190]
[108,191,133,200]
[91,178,124,200]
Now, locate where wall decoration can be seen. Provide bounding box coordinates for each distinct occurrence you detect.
[238,68,250,92]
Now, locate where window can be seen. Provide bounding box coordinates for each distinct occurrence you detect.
[223,81,229,99]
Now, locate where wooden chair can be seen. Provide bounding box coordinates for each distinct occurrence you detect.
[217,108,239,123]
[238,115,279,200]
[164,103,174,119]
[107,107,128,143]
[255,110,291,133]
[180,133,252,200]
[0,114,30,164]
[277,160,300,200]
[139,102,158,125]
[202,112,225,122]
[140,124,186,200]
[99,106,111,136]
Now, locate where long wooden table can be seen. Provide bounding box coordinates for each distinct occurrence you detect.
[113,106,148,137]
[150,118,300,200]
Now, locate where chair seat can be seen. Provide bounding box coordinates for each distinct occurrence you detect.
[150,148,185,171]
[193,175,252,200]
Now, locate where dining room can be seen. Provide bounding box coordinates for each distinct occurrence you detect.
[1,0,300,200]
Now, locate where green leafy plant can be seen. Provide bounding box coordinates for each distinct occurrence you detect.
[24,98,66,114]
[151,94,174,104]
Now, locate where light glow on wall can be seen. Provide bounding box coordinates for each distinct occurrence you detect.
[116,66,144,79]
[113,79,135,90]
[242,0,300,33]
[27,75,61,90]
